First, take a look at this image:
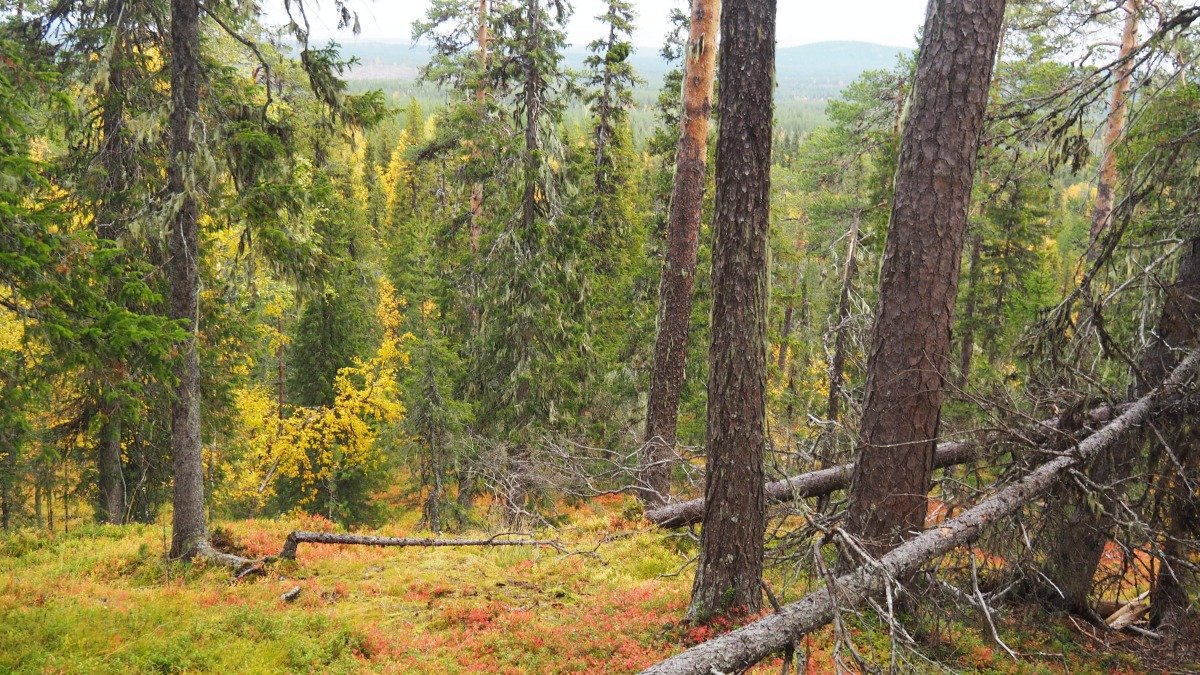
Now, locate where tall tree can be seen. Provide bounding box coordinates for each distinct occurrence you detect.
[585,0,636,203]
[167,0,206,558]
[687,0,774,621]
[845,0,1007,558]
[640,0,719,506]
[1086,0,1140,259]
[470,0,489,254]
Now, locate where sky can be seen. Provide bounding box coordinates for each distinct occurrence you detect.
[267,0,930,50]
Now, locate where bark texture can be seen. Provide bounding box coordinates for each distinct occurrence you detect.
[686,0,774,622]
[640,0,720,506]
[1087,0,1140,259]
[167,0,207,559]
[845,0,1007,558]
[642,350,1200,675]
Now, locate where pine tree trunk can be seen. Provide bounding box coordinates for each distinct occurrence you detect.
[167,0,208,559]
[828,211,861,423]
[845,0,1006,558]
[687,0,774,622]
[1087,0,1140,259]
[640,0,720,506]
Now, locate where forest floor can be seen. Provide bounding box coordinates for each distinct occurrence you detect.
[2,494,1196,674]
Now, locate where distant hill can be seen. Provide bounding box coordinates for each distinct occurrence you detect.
[337,40,909,100]
[776,41,910,98]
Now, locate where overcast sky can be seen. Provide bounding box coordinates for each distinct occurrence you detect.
[267,0,930,50]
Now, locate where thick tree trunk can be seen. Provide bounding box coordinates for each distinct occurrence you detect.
[640,0,720,507]
[1040,237,1200,618]
[98,400,125,524]
[687,0,774,622]
[845,0,1006,559]
[1087,0,1140,260]
[828,211,861,423]
[643,350,1200,675]
[956,231,984,388]
[167,0,207,559]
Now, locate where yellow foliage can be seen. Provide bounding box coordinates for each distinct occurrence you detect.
[0,290,25,353]
[378,130,412,224]
[222,280,411,513]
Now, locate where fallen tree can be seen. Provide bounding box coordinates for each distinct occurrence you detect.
[277,531,559,559]
[644,404,1126,528]
[641,351,1199,675]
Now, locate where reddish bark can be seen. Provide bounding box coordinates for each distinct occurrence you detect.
[640,0,720,506]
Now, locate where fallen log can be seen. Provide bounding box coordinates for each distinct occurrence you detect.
[641,351,1199,675]
[278,531,559,560]
[644,404,1125,529]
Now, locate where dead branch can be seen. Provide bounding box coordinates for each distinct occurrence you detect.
[277,530,560,559]
[645,404,1126,528]
[641,350,1199,675]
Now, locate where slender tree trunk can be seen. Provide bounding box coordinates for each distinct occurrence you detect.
[985,226,1013,364]
[777,229,806,375]
[777,304,794,371]
[687,0,774,622]
[1087,0,1140,259]
[167,0,207,559]
[98,400,125,524]
[62,458,69,533]
[828,211,862,423]
[1040,237,1200,618]
[34,480,43,529]
[845,0,1006,559]
[956,231,984,389]
[46,465,54,531]
[469,0,488,255]
[640,0,720,506]
[0,446,12,529]
[519,0,543,232]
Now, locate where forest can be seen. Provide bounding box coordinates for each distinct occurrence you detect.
[1,0,1199,672]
